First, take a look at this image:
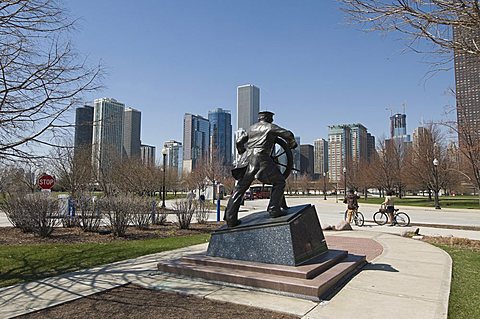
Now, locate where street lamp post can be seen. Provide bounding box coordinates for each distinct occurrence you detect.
[323,172,327,200]
[433,158,441,210]
[161,147,167,208]
[343,167,347,195]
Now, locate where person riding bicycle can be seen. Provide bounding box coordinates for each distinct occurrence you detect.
[343,189,359,224]
[383,190,395,226]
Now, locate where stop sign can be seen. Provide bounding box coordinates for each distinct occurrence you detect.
[38,174,55,190]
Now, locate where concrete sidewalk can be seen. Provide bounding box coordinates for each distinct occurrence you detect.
[0,231,451,319]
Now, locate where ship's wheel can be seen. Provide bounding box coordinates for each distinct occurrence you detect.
[270,137,294,179]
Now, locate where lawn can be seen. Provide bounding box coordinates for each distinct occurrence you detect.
[427,241,480,319]
[358,196,480,209]
[0,234,210,288]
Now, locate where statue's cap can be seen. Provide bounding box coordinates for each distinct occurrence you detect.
[258,111,274,121]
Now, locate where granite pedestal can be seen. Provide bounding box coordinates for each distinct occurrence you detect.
[207,204,328,266]
[157,204,366,300]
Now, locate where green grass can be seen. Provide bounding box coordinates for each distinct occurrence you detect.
[0,234,210,288]
[358,196,480,209]
[433,244,480,319]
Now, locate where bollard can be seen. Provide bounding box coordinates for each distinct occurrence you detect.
[216,198,221,222]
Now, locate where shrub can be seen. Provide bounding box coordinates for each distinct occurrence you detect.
[98,196,133,237]
[172,199,196,229]
[195,200,210,224]
[2,193,60,237]
[155,207,168,225]
[130,197,153,230]
[75,194,102,232]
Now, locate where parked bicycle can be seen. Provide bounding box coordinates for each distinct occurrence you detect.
[373,204,410,227]
[344,208,365,227]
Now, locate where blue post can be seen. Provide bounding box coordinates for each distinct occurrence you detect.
[216,198,221,222]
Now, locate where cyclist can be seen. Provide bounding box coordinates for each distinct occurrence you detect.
[343,189,359,224]
[383,190,395,226]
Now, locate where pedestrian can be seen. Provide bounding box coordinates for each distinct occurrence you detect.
[383,190,395,226]
[343,189,359,224]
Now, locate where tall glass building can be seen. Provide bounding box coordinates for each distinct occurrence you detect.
[164,140,183,177]
[92,98,125,177]
[208,108,232,166]
[454,27,480,149]
[140,144,156,166]
[74,105,94,159]
[123,107,141,159]
[183,113,209,173]
[314,138,328,177]
[390,113,411,143]
[237,84,260,131]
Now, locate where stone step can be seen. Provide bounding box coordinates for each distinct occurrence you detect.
[181,249,348,279]
[157,253,366,300]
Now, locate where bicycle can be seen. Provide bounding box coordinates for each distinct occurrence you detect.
[373,205,410,227]
[344,208,364,227]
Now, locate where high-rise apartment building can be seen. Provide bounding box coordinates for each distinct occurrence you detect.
[367,133,376,162]
[237,84,260,131]
[123,107,141,159]
[183,114,209,173]
[314,138,328,178]
[454,27,480,148]
[164,140,183,177]
[92,98,125,176]
[350,124,368,162]
[74,105,94,159]
[300,144,314,178]
[208,108,232,166]
[328,125,352,183]
[140,144,156,166]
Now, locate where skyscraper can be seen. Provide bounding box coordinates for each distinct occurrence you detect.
[123,107,141,159]
[237,84,260,132]
[314,138,328,178]
[140,144,156,166]
[164,140,183,177]
[349,123,368,162]
[300,144,314,178]
[367,133,376,162]
[74,105,94,159]
[92,98,125,176]
[389,113,411,143]
[183,113,209,173]
[454,27,480,148]
[328,125,352,183]
[208,108,232,166]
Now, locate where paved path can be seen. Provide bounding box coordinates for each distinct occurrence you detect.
[0,231,451,319]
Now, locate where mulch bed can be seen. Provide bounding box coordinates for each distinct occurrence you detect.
[17,284,298,319]
[0,222,221,245]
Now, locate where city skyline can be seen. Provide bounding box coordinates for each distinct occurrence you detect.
[64,0,455,161]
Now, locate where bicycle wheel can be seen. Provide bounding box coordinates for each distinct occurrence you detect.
[373,211,388,225]
[354,211,365,227]
[395,212,410,227]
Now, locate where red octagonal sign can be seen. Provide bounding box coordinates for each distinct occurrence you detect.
[38,174,55,190]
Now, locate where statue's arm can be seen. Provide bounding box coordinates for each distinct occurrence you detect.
[236,130,248,154]
[272,125,297,149]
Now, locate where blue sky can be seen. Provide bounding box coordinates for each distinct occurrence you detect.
[65,0,455,156]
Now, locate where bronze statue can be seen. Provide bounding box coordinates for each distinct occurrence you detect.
[224,111,297,227]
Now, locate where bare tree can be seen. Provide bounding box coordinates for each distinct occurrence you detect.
[0,0,102,161]
[50,142,93,198]
[340,0,480,61]
[403,124,458,200]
